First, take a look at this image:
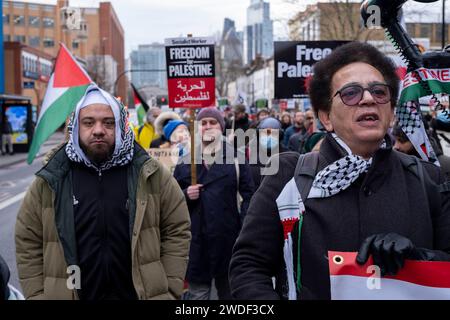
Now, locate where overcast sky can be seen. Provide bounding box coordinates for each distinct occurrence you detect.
[14,0,447,57]
[15,0,319,56]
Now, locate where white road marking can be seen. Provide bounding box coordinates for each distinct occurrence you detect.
[0,191,26,211]
[0,181,16,188]
[0,192,10,202]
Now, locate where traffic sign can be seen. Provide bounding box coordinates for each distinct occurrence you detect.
[23,81,35,89]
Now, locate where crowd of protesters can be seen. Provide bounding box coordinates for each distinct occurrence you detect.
[2,41,450,301]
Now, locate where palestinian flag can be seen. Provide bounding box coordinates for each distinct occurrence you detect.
[131,83,149,126]
[329,251,450,300]
[398,68,450,107]
[395,67,450,166]
[27,43,92,164]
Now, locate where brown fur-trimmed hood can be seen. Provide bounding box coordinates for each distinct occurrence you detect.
[154,111,182,135]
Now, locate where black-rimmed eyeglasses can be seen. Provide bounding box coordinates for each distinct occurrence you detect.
[331,83,392,106]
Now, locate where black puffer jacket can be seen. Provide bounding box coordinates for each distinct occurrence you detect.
[230,133,450,300]
[0,255,10,300]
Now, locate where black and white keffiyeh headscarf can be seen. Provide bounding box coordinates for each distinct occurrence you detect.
[396,100,439,166]
[65,84,135,173]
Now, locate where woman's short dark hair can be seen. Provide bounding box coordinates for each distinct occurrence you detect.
[309,42,400,116]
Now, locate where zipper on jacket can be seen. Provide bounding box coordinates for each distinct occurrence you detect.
[98,169,102,180]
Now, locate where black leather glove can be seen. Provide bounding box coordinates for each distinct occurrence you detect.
[356,233,450,276]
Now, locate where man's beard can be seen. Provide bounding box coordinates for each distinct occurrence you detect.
[80,140,114,165]
[295,122,305,129]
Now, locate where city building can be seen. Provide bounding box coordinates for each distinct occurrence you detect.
[406,22,450,50]
[287,1,450,51]
[243,0,273,65]
[4,41,53,111]
[129,43,167,90]
[221,18,243,66]
[3,0,127,102]
[288,2,385,42]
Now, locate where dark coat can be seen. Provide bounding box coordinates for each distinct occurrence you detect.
[234,115,250,132]
[0,254,10,300]
[248,137,288,190]
[229,134,450,300]
[174,142,255,283]
[287,129,310,153]
[283,125,303,148]
[1,120,12,134]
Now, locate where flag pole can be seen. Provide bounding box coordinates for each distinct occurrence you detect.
[189,108,197,185]
[187,33,197,186]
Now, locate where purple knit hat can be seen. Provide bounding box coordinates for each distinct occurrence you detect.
[196,107,225,131]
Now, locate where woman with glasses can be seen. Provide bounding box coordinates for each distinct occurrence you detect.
[229,42,450,300]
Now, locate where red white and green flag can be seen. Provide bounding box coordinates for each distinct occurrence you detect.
[27,43,92,164]
[329,251,450,300]
[395,68,450,166]
[398,68,450,107]
[131,83,149,126]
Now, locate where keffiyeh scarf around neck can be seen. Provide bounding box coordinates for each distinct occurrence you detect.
[65,85,135,173]
[308,133,387,198]
[276,133,387,300]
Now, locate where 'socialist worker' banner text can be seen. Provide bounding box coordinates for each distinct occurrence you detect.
[165,37,215,108]
[274,41,348,99]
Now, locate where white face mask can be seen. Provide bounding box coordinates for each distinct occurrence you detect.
[176,142,189,157]
[259,135,279,150]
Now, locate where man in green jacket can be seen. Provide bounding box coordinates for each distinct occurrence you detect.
[15,85,191,300]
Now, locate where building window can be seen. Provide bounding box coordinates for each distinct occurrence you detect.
[420,24,431,38]
[14,35,26,44]
[43,5,54,12]
[41,63,52,77]
[43,17,55,28]
[406,23,416,37]
[3,14,9,25]
[28,4,40,11]
[14,15,25,26]
[29,16,40,27]
[3,2,9,8]
[13,2,25,9]
[4,35,11,42]
[436,24,444,43]
[29,36,40,47]
[72,40,79,49]
[43,38,55,47]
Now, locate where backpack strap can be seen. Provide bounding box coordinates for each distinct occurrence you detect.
[293,151,320,201]
[399,153,428,201]
[396,151,441,215]
[290,151,320,295]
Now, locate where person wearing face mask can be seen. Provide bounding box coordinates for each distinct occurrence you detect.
[249,117,287,189]
[173,107,255,300]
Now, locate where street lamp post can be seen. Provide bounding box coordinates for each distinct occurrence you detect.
[113,69,166,97]
[443,0,446,50]
[102,37,107,87]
